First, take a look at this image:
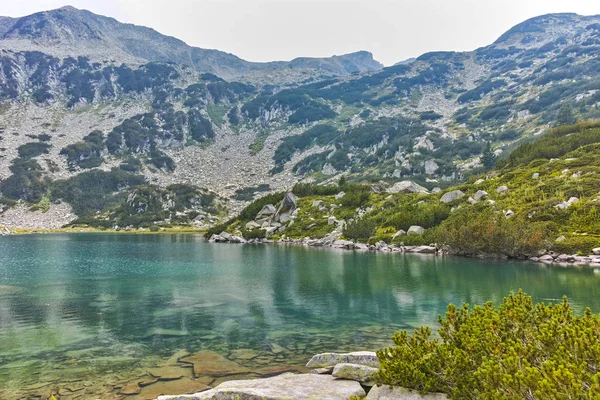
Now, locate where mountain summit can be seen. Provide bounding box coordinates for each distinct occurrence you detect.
[0,6,383,79]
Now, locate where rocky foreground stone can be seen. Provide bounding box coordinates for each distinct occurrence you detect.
[157,351,448,400]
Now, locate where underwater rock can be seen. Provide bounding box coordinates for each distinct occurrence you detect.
[180,351,250,377]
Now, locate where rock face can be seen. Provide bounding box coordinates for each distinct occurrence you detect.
[440,190,465,203]
[386,181,428,194]
[366,385,448,400]
[332,363,378,385]
[306,351,379,368]
[157,373,366,400]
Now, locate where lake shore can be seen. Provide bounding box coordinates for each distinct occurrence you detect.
[4,225,600,269]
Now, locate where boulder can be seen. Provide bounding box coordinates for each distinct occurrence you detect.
[274,193,298,222]
[440,190,465,203]
[332,363,378,385]
[306,351,379,368]
[312,200,325,208]
[593,248,600,255]
[473,190,488,201]
[256,204,276,219]
[496,186,509,194]
[229,235,247,244]
[335,191,346,200]
[219,232,232,241]
[504,210,515,218]
[366,385,448,400]
[407,226,425,236]
[532,173,540,179]
[328,216,337,225]
[386,181,428,194]
[431,187,442,194]
[406,245,437,254]
[392,230,406,240]
[245,221,262,230]
[467,197,476,205]
[157,373,366,400]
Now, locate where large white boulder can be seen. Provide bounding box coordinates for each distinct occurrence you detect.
[386,181,428,194]
[440,190,465,203]
[157,373,366,400]
[407,226,425,236]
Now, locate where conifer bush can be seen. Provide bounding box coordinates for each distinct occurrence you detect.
[376,291,600,399]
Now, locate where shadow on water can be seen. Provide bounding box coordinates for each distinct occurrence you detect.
[0,233,599,397]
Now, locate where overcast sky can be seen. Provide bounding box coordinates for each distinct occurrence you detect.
[2,0,600,65]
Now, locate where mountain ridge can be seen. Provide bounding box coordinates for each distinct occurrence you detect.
[0,6,383,80]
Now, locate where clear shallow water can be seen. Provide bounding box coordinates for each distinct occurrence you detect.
[1,234,599,399]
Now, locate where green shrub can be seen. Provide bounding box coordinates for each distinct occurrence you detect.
[552,235,600,255]
[376,290,600,399]
[17,142,51,158]
[343,218,377,241]
[436,206,549,258]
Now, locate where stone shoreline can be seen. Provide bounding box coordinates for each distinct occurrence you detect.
[158,351,447,400]
[210,232,600,268]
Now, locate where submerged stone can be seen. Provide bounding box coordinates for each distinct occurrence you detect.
[180,351,250,377]
[136,377,211,399]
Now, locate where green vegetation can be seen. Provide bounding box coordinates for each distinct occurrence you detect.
[17,142,50,158]
[60,130,105,169]
[376,291,600,399]
[216,122,600,255]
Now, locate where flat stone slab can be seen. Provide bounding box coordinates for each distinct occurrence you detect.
[306,351,379,368]
[366,385,448,400]
[157,373,366,400]
[332,362,378,385]
[180,351,250,377]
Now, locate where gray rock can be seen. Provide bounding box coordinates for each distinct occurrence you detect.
[328,216,337,225]
[256,204,277,219]
[158,373,366,400]
[467,197,476,205]
[440,190,465,203]
[496,186,509,194]
[473,190,488,201]
[274,192,298,222]
[406,245,436,254]
[532,173,540,179]
[392,230,406,240]
[504,210,514,218]
[332,363,378,385]
[229,235,247,244]
[431,187,442,194]
[474,179,485,185]
[593,247,600,255]
[335,191,346,200]
[245,221,261,230]
[407,226,425,236]
[220,232,232,241]
[312,200,325,208]
[306,351,379,368]
[310,367,334,374]
[366,385,448,400]
[555,236,566,242]
[386,180,428,194]
[539,254,555,261]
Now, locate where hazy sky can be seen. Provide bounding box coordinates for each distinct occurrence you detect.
[2,0,600,65]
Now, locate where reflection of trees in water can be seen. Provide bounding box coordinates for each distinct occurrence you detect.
[2,236,600,361]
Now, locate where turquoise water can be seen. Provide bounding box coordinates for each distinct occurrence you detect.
[1,234,599,399]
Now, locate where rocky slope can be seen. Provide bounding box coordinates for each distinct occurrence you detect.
[1,10,600,230]
[209,122,600,257]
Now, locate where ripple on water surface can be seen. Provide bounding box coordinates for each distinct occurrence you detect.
[0,233,598,398]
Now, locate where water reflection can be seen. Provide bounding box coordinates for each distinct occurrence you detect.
[0,234,599,397]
